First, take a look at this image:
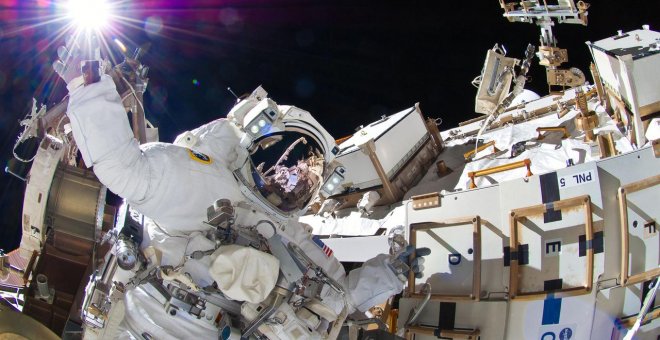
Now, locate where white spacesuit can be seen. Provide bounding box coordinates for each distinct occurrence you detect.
[60,58,422,338]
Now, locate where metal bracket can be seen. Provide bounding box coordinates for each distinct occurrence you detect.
[411,192,440,210]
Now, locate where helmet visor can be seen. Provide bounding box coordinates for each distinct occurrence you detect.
[249,131,324,213]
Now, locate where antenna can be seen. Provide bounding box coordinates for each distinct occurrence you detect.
[227,87,239,101]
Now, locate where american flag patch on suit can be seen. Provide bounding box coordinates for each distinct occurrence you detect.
[312,235,333,257]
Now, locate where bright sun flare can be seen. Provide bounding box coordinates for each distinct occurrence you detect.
[66,0,112,31]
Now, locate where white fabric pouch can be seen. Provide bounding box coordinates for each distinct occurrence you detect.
[209,245,280,304]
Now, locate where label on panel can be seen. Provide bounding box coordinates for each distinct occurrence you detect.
[558,169,595,188]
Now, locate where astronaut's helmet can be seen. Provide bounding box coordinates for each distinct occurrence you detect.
[233,97,342,218]
[247,130,325,213]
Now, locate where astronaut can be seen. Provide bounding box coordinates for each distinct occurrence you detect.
[53,38,429,339]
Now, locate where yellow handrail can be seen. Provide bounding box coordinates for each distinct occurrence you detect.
[618,174,660,286]
[468,159,532,188]
[408,216,482,301]
[509,195,594,300]
[464,141,500,161]
[536,126,569,140]
[617,308,660,329]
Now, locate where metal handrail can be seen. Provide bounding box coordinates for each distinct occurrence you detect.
[536,126,569,140]
[464,141,500,160]
[468,159,532,189]
[618,174,660,286]
[622,274,658,339]
[408,216,482,301]
[509,195,594,300]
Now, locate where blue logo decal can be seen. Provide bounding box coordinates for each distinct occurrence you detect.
[559,328,572,339]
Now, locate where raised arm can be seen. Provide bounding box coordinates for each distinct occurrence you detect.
[67,75,156,203]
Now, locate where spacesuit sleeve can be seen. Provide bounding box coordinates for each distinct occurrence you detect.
[66,75,153,203]
[346,253,404,312]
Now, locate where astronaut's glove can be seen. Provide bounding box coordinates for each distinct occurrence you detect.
[52,34,101,89]
[389,245,431,282]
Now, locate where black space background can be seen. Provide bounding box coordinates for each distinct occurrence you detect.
[0,1,657,251]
